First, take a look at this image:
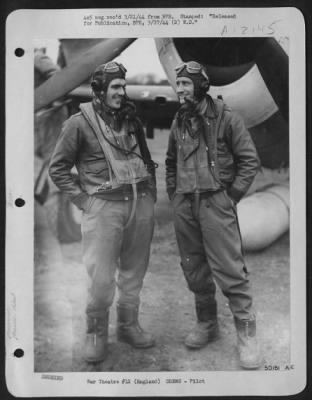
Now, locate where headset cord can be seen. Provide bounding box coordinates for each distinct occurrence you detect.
[94,109,156,229]
[94,109,158,170]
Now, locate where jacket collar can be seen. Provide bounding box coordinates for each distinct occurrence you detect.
[202,96,220,119]
[178,95,220,122]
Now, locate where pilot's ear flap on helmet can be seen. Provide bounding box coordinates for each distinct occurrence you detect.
[197,79,210,98]
[201,80,210,92]
[91,78,102,92]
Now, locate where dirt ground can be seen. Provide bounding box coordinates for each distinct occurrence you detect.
[34,130,290,372]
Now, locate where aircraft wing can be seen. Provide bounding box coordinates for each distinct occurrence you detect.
[34,38,136,111]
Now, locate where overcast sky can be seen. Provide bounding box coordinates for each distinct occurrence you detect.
[116,38,166,79]
[35,38,166,79]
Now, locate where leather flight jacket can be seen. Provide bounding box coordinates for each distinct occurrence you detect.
[166,98,260,203]
[49,102,156,209]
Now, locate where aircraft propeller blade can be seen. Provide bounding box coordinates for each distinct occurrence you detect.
[35,38,136,111]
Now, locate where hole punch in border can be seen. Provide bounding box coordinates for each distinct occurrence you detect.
[14,48,25,57]
[15,198,25,207]
[14,349,24,358]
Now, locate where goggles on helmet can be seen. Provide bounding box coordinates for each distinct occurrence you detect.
[175,61,209,81]
[101,61,127,74]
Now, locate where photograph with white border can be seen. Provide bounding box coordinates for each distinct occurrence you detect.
[5,7,306,397]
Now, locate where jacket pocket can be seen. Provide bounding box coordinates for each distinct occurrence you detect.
[85,159,109,175]
[177,135,199,161]
[217,143,235,184]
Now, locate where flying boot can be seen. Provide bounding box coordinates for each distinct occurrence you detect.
[84,311,109,363]
[184,302,218,349]
[117,304,155,348]
[234,316,262,369]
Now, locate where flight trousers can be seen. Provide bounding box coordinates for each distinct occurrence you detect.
[172,190,254,320]
[81,193,155,318]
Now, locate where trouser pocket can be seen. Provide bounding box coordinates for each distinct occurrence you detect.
[83,195,96,214]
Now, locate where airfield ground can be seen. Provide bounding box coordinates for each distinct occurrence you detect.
[34,129,290,372]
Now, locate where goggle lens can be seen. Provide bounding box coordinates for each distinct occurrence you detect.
[174,61,201,73]
[175,61,209,80]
